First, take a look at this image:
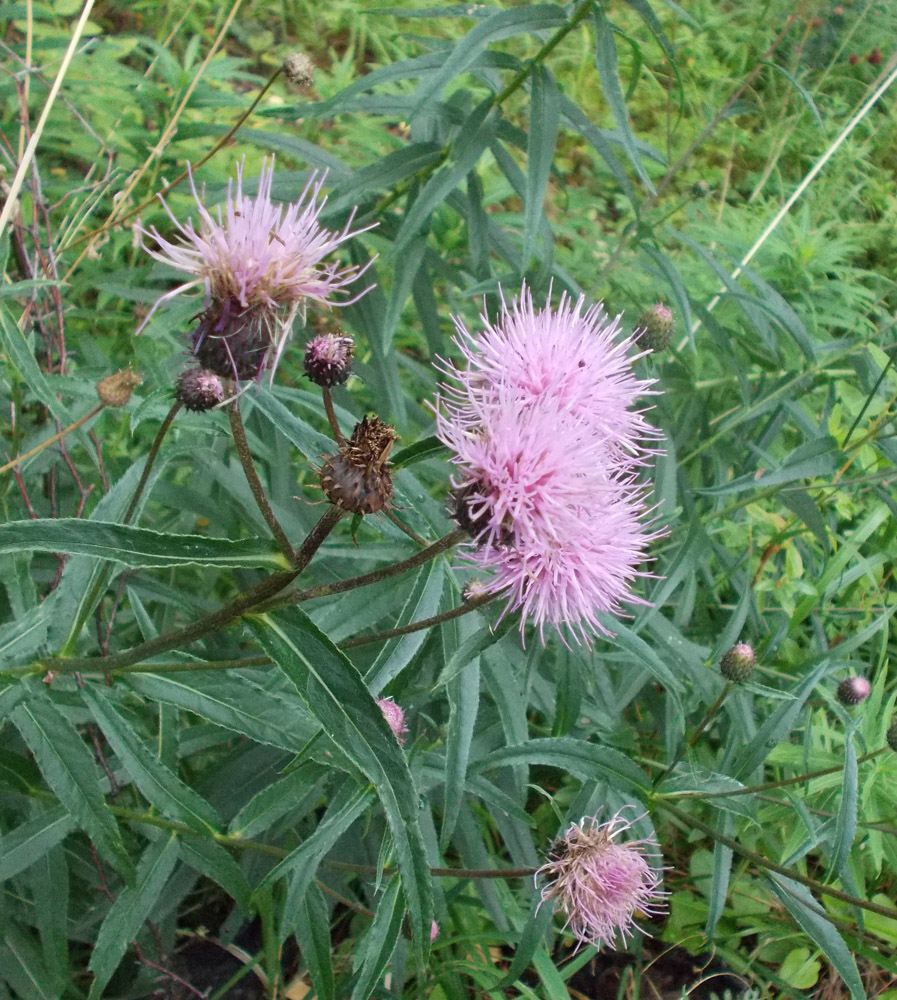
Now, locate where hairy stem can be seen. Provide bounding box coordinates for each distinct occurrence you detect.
[259,528,466,612]
[339,592,498,650]
[660,801,897,923]
[228,402,294,562]
[44,507,343,674]
[321,386,345,447]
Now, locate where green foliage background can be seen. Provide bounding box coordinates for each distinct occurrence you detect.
[1,0,897,997]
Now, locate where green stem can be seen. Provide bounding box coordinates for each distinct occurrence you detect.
[259,527,466,612]
[228,402,294,562]
[42,507,343,674]
[324,860,534,880]
[338,592,498,650]
[660,800,897,923]
[660,748,888,800]
[366,0,595,222]
[653,682,732,789]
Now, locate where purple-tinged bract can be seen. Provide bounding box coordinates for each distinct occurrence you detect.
[136,157,374,381]
[537,812,667,950]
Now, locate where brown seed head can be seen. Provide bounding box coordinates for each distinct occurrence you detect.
[319,415,397,515]
[283,52,315,88]
[97,369,141,407]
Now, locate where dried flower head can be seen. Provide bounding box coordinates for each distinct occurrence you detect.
[283,51,315,88]
[320,415,396,515]
[175,367,225,412]
[719,642,756,683]
[304,333,354,387]
[538,812,667,950]
[376,696,408,744]
[837,676,871,706]
[136,157,374,380]
[97,369,141,408]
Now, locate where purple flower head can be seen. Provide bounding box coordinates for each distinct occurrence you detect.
[440,283,658,462]
[377,696,408,744]
[537,811,667,951]
[136,157,375,380]
[435,284,660,645]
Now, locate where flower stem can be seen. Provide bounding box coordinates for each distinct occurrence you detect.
[123,400,182,524]
[321,386,345,447]
[660,800,897,924]
[258,527,467,612]
[652,682,733,789]
[661,748,888,799]
[324,861,535,880]
[0,404,104,476]
[228,402,294,562]
[339,592,498,650]
[41,507,343,674]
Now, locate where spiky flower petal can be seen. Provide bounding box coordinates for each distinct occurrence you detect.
[538,812,667,950]
[136,157,374,380]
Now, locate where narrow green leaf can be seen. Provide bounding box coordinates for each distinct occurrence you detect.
[592,8,655,192]
[294,885,335,1000]
[438,614,515,688]
[0,807,75,883]
[473,736,650,792]
[0,923,58,1000]
[12,699,133,878]
[705,812,734,937]
[228,763,328,839]
[351,877,404,1000]
[766,875,865,1000]
[832,732,858,878]
[252,607,434,965]
[391,435,447,469]
[441,656,480,849]
[88,835,180,1000]
[30,844,69,995]
[179,838,252,915]
[497,892,555,988]
[82,686,222,835]
[523,66,559,267]
[0,518,284,569]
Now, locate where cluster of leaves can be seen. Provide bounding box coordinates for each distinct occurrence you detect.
[1,1,896,997]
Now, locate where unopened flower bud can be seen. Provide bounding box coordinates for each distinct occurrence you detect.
[175,368,225,412]
[636,304,674,353]
[887,719,897,752]
[304,333,354,387]
[320,415,396,515]
[691,179,711,198]
[849,53,860,65]
[720,642,755,683]
[837,676,871,706]
[283,52,315,88]
[97,369,141,407]
[377,696,407,744]
[867,47,883,65]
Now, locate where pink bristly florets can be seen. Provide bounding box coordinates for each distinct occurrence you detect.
[136,157,374,381]
[537,812,668,950]
[435,283,659,644]
[377,697,408,744]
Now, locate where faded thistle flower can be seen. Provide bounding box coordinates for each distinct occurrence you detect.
[304,332,354,387]
[283,51,315,88]
[837,676,871,706]
[97,369,141,407]
[719,642,756,683]
[175,367,225,412]
[137,157,374,381]
[320,415,396,515]
[377,696,407,744]
[435,284,658,645]
[538,812,667,950]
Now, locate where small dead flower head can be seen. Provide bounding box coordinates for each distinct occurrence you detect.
[377,696,408,744]
[319,415,397,515]
[136,157,374,381]
[538,812,667,950]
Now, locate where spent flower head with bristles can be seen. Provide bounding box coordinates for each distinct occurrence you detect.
[537,811,667,950]
[283,51,315,88]
[837,676,871,706]
[136,157,374,381]
[97,369,141,408]
[320,415,397,515]
[376,696,408,744]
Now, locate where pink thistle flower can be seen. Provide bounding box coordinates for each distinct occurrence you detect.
[136,157,375,380]
[537,812,667,950]
[440,283,658,462]
[430,920,440,942]
[377,697,408,744]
